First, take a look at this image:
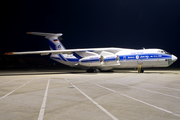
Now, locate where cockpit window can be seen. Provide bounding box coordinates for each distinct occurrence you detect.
[165,51,171,55]
[158,50,164,53]
[158,50,171,55]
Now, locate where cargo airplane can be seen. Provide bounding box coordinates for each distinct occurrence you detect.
[4,32,178,73]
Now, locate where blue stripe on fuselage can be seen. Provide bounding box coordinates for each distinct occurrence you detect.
[104,58,116,61]
[67,58,79,62]
[119,54,171,61]
[72,52,82,59]
[58,54,67,61]
[81,58,100,63]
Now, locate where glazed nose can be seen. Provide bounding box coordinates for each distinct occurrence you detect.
[172,55,178,62]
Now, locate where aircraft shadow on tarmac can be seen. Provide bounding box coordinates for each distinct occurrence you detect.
[0,70,175,76]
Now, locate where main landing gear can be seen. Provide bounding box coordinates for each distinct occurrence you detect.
[137,64,144,73]
[86,68,100,73]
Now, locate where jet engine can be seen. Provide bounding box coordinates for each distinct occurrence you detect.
[102,55,120,65]
[79,56,103,66]
[79,55,120,67]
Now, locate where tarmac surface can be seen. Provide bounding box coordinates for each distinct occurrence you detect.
[0,69,180,120]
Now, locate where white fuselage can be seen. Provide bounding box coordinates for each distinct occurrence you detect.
[50,48,177,71]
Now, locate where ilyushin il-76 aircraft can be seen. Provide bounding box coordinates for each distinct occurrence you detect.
[4,32,178,73]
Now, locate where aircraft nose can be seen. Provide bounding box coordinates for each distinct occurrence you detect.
[172,55,178,62]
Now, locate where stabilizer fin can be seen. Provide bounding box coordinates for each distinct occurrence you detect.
[26,32,63,38]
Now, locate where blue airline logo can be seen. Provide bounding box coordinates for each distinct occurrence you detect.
[136,55,139,59]
[57,44,61,49]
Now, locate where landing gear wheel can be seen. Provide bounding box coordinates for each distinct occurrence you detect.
[94,68,100,73]
[86,68,100,73]
[86,69,94,73]
[140,68,144,73]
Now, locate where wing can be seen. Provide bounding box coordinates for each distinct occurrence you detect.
[4,47,134,56]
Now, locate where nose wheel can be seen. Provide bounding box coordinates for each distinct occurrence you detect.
[137,64,144,73]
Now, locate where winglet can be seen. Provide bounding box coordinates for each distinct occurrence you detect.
[3,52,13,55]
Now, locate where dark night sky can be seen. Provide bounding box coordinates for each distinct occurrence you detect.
[2,0,180,66]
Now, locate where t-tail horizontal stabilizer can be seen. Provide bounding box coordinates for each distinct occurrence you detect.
[26,32,63,39]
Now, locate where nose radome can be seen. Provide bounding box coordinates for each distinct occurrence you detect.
[172,55,178,62]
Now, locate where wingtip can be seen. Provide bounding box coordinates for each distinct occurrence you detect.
[3,52,13,55]
[26,32,32,34]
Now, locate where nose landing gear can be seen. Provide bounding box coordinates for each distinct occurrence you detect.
[137,64,144,73]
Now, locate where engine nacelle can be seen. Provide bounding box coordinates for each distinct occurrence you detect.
[79,55,119,67]
[79,56,103,66]
[102,55,119,65]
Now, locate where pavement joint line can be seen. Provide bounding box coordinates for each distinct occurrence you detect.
[120,79,180,89]
[109,78,180,86]
[149,81,180,86]
[112,82,180,99]
[138,80,180,86]
[0,79,19,86]
[0,79,34,101]
[141,83,180,91]
[38,78,50,120]
[64,78,119,120]
[88,81,180,118]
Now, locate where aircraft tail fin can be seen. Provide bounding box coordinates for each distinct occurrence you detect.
[27,32,65,50]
